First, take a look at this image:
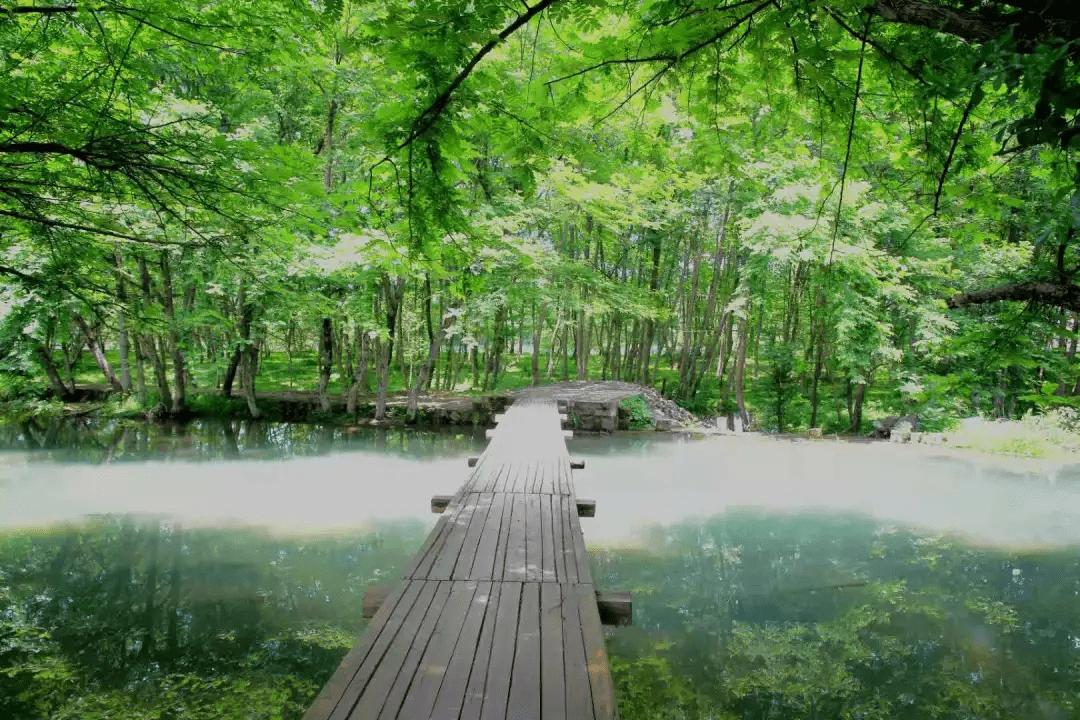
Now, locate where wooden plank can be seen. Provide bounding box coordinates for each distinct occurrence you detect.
[430,494,485,580]
[541,583,566,720]
[458,581,502,720]
[489,491,514,581]
[559,494,578,584]
[431,581,494,720]
[540,494,557,583]
[525,493,542,581]
[506,581,541,718]
[374,582,453,720]
[562,583,594,720]
[452,493,493,580]
[362,585,390,618]
[508,460,526,493]
[403,515,449,579]
[302,579,417,720]
[550,492,567,583]
[424,497,475,580]
[479,581,522,720]
[569,502,593,585]
[504,494,528,581]
[468,493,505,581]
[399,581,478,719]
[577,584,618,720]
[324,579,437,720]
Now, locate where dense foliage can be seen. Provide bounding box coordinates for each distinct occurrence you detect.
[4,0,1080,432]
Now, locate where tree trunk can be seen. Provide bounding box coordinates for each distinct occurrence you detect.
[34,342,72,398]
[408,307,453,422]
[134,340,147,402]
[348,326,369,416]
[242,336,260,418]
[809,336,825,429]
[850,381,867,433]
[374,334,391,421]
[734,312,750,429]
[222,286,252,397]
[317,316,334,412]
[72,312,123,391]
[113,253,132,391]
[158,253,186,414]
[383,274,405,364]
[532,301,547,385]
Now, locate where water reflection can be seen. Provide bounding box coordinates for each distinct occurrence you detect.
[2,511,1076,719]
[1,420,1078,719]
[0,419,486,531]
[0,516,428,719]
[1,417,488,464]
[591,511,1080,719]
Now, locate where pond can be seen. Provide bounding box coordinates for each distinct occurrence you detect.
[1,418,1078,719]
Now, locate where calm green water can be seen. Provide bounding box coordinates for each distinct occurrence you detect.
[1,420,1078,719]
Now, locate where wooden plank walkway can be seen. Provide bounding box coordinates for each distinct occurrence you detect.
[303,398,618,720]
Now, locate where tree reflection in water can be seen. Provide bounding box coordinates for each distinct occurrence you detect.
[1,511,1077,719]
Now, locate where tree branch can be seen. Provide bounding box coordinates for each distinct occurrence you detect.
[2,5,78,14]
[390,0,563,154]
[947,281,1080,311]
[868,0,1078,52]
[933,81,980,215]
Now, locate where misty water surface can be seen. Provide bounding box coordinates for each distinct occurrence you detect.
[1,418,1078,718]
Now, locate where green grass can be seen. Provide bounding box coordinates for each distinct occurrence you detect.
[945,409,1080,460]
[619,395,654,429]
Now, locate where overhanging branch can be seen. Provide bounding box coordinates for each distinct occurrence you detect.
[868,0,1078,51]
[947,281,1080,311]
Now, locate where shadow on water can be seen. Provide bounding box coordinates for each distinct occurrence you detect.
[0,419,1078,719]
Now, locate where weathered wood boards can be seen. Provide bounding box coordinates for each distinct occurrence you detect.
[304,399,621,720]
[307,580,616,720]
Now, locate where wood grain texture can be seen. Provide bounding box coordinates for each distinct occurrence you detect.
[303,399,618,720]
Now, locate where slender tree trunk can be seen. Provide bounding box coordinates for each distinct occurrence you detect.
[348,326,369,416]
[243,336,260,418]
[532,301,547,385]
[850,381,867,433]
[72,312,123,391]
[408,308,453,421]
[317,317,334,412]
[114,254,132,391]
[383,275,405,365]
[135,340,147,403]
[809,337,825,429]
[34,342,71,398]
[158,253,186,414]
[222,286,252,397]
[374,334,391,421]
[734,313,750,429]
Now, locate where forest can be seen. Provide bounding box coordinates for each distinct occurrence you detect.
[3,0,1080,434]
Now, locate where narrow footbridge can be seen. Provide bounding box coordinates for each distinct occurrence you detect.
[303,397,625,720]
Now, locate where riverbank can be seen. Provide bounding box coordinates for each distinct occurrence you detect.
[680,411,1080,472]
[0,380,685,433]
